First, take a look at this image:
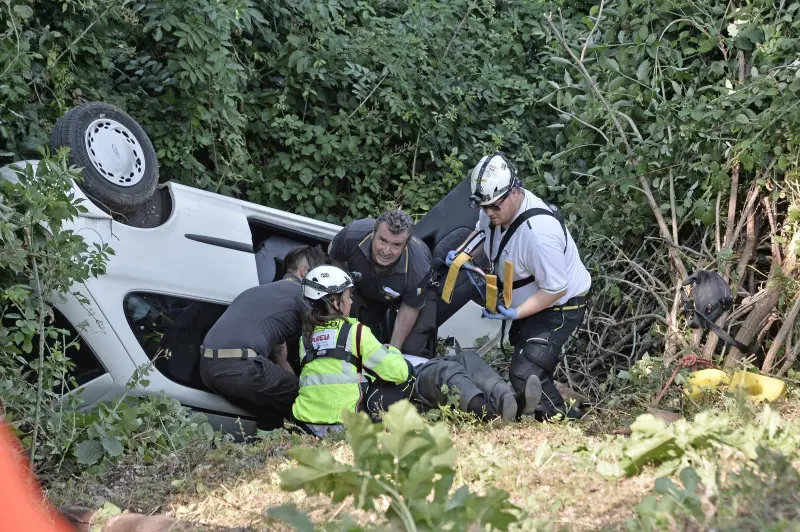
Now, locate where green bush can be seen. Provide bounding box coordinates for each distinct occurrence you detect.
[632,448,800,530]
[0,153,213,476]
[273,400,521,531]
[3,0,800,400]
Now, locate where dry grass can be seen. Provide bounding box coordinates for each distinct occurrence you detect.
[45,416,657,530]
[45,393,800,531]
[448,420,655,530]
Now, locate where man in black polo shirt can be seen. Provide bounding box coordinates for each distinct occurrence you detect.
[199,246,326,429]
[329,210,436,357]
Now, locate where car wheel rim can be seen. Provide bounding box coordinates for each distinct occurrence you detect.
[84,119,146,187]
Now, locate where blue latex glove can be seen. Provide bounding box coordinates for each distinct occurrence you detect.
[445,250,459,266]
[481,305,518,320]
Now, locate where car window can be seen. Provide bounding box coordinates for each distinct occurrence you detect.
[49,310,107,389]
[123,293,227,390]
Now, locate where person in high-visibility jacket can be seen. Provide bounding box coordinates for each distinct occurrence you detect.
[292,265,414,434]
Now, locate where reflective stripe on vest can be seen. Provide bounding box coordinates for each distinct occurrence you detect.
[299,364,361,387]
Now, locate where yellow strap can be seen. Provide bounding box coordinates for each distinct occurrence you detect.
[442,252,471,303]
[553,291,590,311]
[485,275,498,313]
[503,260,513,307]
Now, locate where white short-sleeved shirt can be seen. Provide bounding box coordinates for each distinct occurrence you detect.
[475,189,591,307]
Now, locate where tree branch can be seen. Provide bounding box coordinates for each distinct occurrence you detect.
[547,103,610,144]
[580,0,605,61]
[722,164,740,251]
[545,12,687,280]
[761,196,782,268]
[762,290,800,373]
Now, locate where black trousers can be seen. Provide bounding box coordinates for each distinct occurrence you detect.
[508,305,585,417]
[294,376,415,434]
[414,351,514,417]
[199,356,299,430]
[351,287,438,357]
[362,375,415,419]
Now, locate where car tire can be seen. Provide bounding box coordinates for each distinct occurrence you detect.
[50,102,159,214]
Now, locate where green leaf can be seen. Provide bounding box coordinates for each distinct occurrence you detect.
[701,209,715,227]
[13,5,34,19]
[734,114,749,124]
[75,439,104,465]
[597,460,624,478]
[101,436,124,457]
[268,504,315,532]
[534,440,552,467]
[636,59,651,83]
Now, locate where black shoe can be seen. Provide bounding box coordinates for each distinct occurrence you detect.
[522,375,542,416]
[500,393,518,421]
[565,405,587,420]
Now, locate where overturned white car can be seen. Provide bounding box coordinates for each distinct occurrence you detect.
[1,102,499,437]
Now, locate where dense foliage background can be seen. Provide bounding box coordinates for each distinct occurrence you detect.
[2,0,800,473]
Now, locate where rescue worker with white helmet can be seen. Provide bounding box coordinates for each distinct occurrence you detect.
[446,152,592,420]
[293,265,414,435]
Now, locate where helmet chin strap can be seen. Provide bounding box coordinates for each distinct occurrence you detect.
[322,294,342,314]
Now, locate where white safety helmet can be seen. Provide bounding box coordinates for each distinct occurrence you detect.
[468,151,519,207]
[301,265,355,300]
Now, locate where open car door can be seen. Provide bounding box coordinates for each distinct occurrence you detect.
[412,179,500,349]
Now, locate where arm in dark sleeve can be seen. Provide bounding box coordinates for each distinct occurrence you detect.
[401,244,432,309]
[401,270,429,309]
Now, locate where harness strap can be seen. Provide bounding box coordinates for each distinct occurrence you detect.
[489,206,568,277]
[355,322,363,366]
[698,313,752,353]
[498,276,537,291]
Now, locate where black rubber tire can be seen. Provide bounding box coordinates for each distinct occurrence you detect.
[50,102,159,214]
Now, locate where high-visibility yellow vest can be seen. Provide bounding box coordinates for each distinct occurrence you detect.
[292,317,410,424]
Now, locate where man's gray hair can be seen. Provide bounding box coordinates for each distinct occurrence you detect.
[374,210,414,238]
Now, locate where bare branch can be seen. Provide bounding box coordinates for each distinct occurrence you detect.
[544,12,687,280]
[761,197,782,267]
[722,164,740,251]
[762,290,800,373]
[580,0,605,62]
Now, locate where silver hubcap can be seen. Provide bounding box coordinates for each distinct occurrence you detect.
[84,119,145,187]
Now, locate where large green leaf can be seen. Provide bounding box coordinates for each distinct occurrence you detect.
[268,504,316,532]
[74,439,104,465]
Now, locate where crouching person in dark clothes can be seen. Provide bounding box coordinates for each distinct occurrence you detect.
[370,351,542,421]
[292,265,415,436]
[328,210,437,357]
[199,246,327,430]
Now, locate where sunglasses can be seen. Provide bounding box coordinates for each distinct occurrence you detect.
[479,191,510,212]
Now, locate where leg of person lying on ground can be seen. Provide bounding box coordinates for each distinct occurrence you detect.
[455,350,543,420]
[415,355,518,421]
